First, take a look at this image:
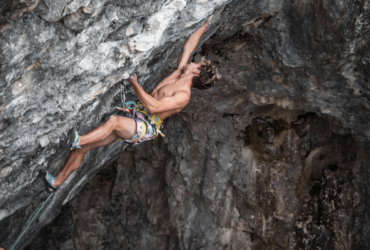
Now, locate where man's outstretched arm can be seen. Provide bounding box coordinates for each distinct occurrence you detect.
[177,15,212,69]
[148,16,212,96]
[128,74,189,113]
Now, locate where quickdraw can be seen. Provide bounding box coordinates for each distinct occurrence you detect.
[120,80,126,106]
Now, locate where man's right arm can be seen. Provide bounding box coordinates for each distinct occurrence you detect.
[177,16,212,69]
[128,74,189,113]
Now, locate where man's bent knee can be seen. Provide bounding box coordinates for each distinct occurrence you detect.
[106,115,120,130]
[107,115,119,124]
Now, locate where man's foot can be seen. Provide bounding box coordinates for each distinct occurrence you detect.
[70,126,81,150]
[39,170,58,193]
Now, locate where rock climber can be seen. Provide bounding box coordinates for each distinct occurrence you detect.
[41,16,219,193]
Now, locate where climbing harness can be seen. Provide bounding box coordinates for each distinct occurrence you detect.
[130,121,147,144]
[7,192,54,250]
[116,80,165,139]
[135,102,165,137]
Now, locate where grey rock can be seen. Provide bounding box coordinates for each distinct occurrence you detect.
[1,0,370,249]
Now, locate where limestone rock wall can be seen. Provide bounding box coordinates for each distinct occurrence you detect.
[0,0,270,249]
[27,2,370,248]
[2,0,370,249]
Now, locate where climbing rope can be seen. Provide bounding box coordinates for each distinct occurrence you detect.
[8,192,54,250]
[4,78,128,250]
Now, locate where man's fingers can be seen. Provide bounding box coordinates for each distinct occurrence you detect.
[127,73,136,80]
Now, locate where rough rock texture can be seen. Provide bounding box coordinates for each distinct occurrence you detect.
[2,0,370,249]
[27,113,369,249]
[0,0,243,248]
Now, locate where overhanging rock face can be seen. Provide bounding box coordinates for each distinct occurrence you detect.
[0,0,272,249]
[2,0,370,249]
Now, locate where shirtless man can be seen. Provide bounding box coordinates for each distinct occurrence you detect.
[41,16,219,193]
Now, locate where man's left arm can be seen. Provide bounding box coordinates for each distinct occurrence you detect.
[128,74,189,113]
[177,15,212,69]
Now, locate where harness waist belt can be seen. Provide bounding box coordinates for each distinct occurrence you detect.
[135,102,163,128]
[123,101,165,137]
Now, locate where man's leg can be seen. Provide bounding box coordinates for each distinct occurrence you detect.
[41,116,137,192]
[53,132,118,187]
[73,115,137,148]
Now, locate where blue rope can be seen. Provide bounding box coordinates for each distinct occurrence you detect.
[9,192,54,250]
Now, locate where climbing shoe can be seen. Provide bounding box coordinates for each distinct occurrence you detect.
[39,170,58,193]
[70,126,81,150]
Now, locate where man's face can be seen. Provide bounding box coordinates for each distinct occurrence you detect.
[183,62,202,75]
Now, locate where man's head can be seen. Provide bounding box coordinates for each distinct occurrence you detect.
[189,57,220,90]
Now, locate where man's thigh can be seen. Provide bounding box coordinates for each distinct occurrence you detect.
[113,115,137,140]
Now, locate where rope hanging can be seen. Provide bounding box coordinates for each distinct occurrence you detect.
[7,192,54,250]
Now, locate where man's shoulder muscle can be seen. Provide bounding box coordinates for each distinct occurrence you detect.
[173,90,190,107]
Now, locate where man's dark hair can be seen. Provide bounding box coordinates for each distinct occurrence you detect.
[192,57,220,90]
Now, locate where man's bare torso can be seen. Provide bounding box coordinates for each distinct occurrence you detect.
[150,75,191,120]
[127,17,212,121]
